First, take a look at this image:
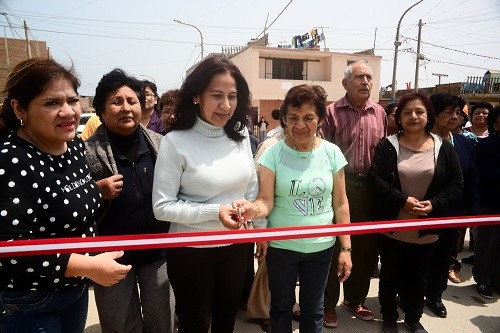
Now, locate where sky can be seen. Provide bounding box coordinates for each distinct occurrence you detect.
[1,0,499,97]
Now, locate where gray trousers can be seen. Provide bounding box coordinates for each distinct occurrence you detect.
[94,258,175,333]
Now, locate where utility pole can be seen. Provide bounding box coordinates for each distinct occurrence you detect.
[23,20,31,58]
[1,13,9,66]
[414,19,423,92]
[432,73,448,85]
[391,0,424,101]
[3,26,9,66]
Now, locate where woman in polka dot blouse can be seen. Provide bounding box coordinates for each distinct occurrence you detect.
[0,58,132,332]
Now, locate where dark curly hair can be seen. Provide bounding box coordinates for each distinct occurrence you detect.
[93,68,145,121]
[173,56,252,141]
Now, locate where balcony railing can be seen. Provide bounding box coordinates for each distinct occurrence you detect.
[462,76,500,94]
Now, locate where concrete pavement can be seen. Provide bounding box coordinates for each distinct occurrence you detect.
[85,234,500,332]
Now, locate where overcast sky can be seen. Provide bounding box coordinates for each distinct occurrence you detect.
[1,0,499,96]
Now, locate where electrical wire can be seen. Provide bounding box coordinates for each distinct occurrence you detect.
[402,36,500,60]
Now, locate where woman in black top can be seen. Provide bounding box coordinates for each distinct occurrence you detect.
[0,58,131,332]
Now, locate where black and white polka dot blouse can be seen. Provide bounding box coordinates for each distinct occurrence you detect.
[0,133,102,291]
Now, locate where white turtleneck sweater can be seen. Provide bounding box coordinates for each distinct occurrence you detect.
[152,117,259,246]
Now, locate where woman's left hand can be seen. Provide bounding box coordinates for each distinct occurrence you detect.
[255,241,268,261]
[412,200,433,216]
[337,251,352,283]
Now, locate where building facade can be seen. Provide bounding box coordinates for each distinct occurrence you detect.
[228,46,382,131]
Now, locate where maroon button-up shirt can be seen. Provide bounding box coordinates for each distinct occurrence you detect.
[320,94,387,175]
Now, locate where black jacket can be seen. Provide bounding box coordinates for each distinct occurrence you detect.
[368,133,464,236]
[85,125,170,266]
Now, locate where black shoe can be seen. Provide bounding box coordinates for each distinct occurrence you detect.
[461,255,474,265]
[425,299,447,318]
[405,321,428,333]
[477,284,493,299]
[382,322,399,333]
[260,319,271,333]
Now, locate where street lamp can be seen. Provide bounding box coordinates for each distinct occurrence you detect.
[174,19,204,61]
[390,0,424,101]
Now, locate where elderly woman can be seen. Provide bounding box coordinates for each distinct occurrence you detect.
[158,89,180,134]
[235,84,352,333]
[425,93,479,317]
[85,69,174,333]
[152,56,258,333]
[464,102,492,138]
[0,58,131,332]
[368,92,463,333]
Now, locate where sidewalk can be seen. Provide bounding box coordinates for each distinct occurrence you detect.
[85,235,500,332]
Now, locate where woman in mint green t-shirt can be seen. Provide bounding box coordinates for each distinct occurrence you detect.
[235,84,352,333]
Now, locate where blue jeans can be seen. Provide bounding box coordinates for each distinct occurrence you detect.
[1,283,88,333]
[267,245,334,333]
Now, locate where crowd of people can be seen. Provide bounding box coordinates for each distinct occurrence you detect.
[0,56,499,333]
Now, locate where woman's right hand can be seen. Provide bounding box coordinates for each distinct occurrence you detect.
[86,251,132,287]
[404,196,426,216]
[219,204,241,230]
[96,174,124,200]
[66,251,131,287]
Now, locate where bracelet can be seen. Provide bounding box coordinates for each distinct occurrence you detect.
[340,246,352,252]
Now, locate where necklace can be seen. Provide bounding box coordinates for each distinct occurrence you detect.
[285,135,316,158]
[292,141,316,158]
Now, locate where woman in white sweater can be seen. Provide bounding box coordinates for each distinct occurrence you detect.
[152,56,259,333]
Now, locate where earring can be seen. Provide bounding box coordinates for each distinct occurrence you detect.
[20,118,24,126]
[193,101,198,105]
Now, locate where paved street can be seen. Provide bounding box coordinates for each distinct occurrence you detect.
[85,233,500,332]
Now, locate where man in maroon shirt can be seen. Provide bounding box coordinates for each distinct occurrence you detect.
[320,61,387,328]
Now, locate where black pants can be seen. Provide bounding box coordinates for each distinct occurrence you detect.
[378,235,434,325]
[324,175,378,308]
[426,228,459,301]
[167,244,248,333]
[473,225,500,288]
[241,243,256,304]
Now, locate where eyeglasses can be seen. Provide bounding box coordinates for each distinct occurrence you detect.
[145,92,155,98]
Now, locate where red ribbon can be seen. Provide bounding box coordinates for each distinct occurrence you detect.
[1,215,499,257]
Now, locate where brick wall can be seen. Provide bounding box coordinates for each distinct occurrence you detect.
[0,38,49,94]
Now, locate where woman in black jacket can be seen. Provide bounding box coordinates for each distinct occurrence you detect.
[368,92,463,333]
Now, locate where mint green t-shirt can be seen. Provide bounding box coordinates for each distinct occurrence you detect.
[258,139,348,253]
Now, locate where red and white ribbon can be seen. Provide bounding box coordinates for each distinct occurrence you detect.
[0,215,499,257]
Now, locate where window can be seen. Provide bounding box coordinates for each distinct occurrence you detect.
[271,58,304,80]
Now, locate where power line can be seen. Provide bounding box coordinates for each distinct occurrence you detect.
[429,59,490,71]
[0,25,246,48]
[255,0,294,40]
[401,36,500,60]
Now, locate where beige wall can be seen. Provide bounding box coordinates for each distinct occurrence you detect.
[229,46,382,118]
